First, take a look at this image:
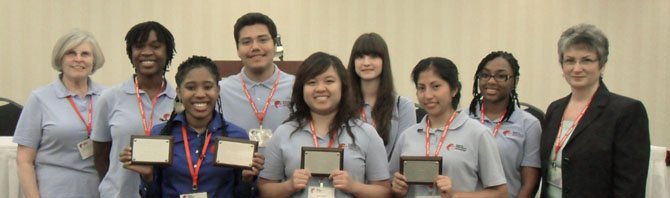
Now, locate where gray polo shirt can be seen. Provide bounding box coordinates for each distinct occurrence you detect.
[13,78,105,198]
[218,65,294,133]
[260,119,390,198]
[463,105,541,198]
[389,112,506,196]
[90,77,175,198]
[361,96,416,158]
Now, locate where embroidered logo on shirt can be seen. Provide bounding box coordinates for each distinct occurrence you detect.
[502,130,524,138]
[339,143,360,152]
[209,144,216,153]
[454,144,468,152]
[445,143,455,151]
[159,113,171,121]
[503,130,511,136]
[446,143,467,152]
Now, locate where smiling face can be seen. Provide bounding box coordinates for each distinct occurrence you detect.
[131,31,167,76]
[354,54,383,81]
[237,24,275,74]
[416,69,457,119]
[177,67,220,123]
[478,57,516,104]
[561,46,603,91]
[61,42,94,81]
[303,66,342,116]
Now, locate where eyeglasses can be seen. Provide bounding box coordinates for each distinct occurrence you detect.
[562,58,599,66]
[477,73,514,82]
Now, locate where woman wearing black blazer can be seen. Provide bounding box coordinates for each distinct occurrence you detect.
[540,24,650,198]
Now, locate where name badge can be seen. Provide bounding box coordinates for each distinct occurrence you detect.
[179,192,207,198]
[548,165,563,188]
[77,139,94,160]
[248,128,272,147]
[307,186,335,198]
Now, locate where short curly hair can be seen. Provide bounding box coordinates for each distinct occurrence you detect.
[558,23,609,67]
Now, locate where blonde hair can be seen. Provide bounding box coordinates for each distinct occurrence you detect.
[52,29,105,74]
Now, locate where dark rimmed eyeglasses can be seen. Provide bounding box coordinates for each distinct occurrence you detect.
[477,73,514,82]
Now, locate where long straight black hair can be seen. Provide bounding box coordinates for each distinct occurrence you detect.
[286,52,357,143]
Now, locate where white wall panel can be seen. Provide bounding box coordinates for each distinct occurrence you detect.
[1,0,668,146]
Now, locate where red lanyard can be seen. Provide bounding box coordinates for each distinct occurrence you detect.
[240,71,281,127]
[309,120,336,148]
[425,112,458,157]
[479,103,507,137]
[552,97,594,161]
[360,108,376,128]
[182,126,213,191]
[67,96,93,137]
[134,77,165,136]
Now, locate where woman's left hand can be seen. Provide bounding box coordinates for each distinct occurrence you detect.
[119,146,154,182]
[435,175,453,198]
[242,152,265,182]
[331,170,358,193]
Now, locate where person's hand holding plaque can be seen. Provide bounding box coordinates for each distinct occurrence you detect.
[241,152,265,183]
[391,171,409,197]
[331,170,357,194]
[288,169,311,193]
[435,175,453,198]
[119,146,154,183]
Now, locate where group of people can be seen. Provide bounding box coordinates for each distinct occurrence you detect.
[12,12,650,198]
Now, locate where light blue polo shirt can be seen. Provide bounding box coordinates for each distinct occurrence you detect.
[90,77,175,198]
[218,65,294,134]
[260,119,390,198]
[463,104,541,198]
[389,112,506,196]
[13,78,105,198]
[361,96,416,158]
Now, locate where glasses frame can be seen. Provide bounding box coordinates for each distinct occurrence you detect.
[561,58,600,66]
[477,73,515,82]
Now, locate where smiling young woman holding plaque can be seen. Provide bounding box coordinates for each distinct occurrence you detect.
[389,57,508,197]
[258,52,391,198]
[119,56,264,197]
[91,21,177,198]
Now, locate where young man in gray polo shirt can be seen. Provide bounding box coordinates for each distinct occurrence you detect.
[219,13,295,148]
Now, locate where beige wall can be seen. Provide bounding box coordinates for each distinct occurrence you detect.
[1,0,669,147]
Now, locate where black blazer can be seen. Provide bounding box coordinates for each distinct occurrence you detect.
[540,83,650,198]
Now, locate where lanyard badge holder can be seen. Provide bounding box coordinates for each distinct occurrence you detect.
[68,96,94,160]
[548,96,594,188]
[241,71,281,147]
[180,126,212,198]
